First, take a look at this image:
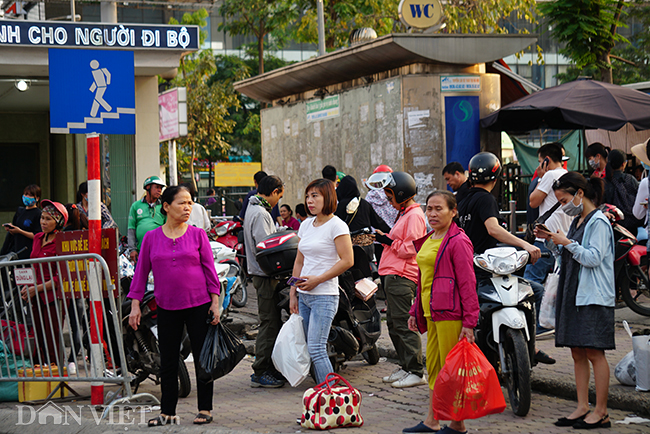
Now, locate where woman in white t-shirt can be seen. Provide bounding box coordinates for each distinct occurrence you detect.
[290,179,354,383]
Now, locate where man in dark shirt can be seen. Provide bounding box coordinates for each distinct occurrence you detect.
[458,152,554,364]
[442,162,471,205]
[457,153,539,261]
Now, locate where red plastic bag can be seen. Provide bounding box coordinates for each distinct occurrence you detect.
[432,338,506,421]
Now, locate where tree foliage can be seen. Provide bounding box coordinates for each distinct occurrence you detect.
[219,0,298,74]
[292,0,401,49]
[443,0,537,34]
[539,0,627,83]
[169,50,241,191]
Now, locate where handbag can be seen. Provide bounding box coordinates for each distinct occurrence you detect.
[525,201,561,244]
[300,373,363,430]
[539,265,559,329]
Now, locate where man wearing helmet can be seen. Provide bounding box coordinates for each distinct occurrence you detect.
[128,176,166,263]
[458,152,541,262]
[458,153,554,365]
[367,171,427,388]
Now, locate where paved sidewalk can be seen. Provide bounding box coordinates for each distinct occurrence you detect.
[0,284,649,434]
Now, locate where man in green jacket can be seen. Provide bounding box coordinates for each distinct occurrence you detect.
[128,176,166,263]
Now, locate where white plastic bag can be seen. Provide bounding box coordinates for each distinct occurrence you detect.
[614,350,636,387]
[272,314,310,387]
[624,320,650,392]
[539,269,559,329]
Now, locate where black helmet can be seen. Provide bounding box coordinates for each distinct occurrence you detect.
[468,152,502,183]
[367,171,417,205]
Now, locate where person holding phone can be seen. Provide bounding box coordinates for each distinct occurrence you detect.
[535,173,615,429]
[527,143,573,347]
[1,185,42,260]
[289,179,353,384]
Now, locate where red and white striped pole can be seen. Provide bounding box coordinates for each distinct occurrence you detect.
[86,132,105,405]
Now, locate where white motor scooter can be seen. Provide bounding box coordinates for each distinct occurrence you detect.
[473,247,540,417]
[210,241,246,319]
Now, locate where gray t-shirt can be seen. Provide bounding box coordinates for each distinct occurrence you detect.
[243,195,276,277]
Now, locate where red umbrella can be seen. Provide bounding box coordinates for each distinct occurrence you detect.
[481,79,650,132]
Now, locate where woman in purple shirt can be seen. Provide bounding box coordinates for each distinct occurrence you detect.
[128,185,220,427]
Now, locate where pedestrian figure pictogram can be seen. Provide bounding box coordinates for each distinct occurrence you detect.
[89,59,112,117]
[49,48,135,134]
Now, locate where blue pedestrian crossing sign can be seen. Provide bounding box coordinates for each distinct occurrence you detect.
[49,48,135,134]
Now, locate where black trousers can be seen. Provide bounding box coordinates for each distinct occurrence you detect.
[157,302,212,416]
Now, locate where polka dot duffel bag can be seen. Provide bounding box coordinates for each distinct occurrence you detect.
[300,373,363,430]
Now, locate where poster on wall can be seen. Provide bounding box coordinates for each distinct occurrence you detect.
[445,96,480,171]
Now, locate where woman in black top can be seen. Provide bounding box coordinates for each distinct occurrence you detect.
[335,175,390,260]
[1,184,42,259]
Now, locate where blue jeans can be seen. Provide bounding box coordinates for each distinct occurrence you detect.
[299,292,338,384]
[523,240,554,328]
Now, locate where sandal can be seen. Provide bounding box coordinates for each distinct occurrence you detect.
[148,414,180,427]
[193,412,213,425]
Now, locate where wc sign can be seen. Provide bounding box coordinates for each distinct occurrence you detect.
[398,0,443,30]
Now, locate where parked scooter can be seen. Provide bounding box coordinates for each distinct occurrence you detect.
[612,222,650,316]
[212,219,248,287]
[254,231,382,372]
[120,276,192,397]
[210,240,247,309]
[473,247,542,417]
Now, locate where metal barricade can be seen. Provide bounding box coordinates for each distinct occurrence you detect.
[0,253,156,409]
[499,200,528,235]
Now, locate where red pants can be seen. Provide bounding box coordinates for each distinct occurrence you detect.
[31,300,65,366]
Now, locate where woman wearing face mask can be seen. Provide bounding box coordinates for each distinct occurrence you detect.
[20,200,68,366]
[535,172,615,429]
[404,191,478,434]
[585,143,609,179]
[1,185,42,260]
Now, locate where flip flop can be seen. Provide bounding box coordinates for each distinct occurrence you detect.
[148,414,180,427]
[193,412,213,425]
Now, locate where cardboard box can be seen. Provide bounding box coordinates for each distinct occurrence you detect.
[18,365,68,402]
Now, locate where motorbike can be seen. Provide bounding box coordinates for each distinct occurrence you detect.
[254,231,382,373]
[210,240,247,309]
[473,247,540,417]
[120,275,192,397]
[212,219,248,289]
[612,222,650,316]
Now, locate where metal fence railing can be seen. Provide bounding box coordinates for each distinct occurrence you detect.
[0,253,155,410]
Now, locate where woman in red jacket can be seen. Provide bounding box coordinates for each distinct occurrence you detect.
[404,191,479,434]
[20,200,68,367]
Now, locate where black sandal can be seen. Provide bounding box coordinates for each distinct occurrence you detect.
[148,414,180,427]
[193,412,213,425]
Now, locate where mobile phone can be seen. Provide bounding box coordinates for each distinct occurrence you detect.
[535,223,550,232]
[287,276,306,286]
[542,157,550,169]
[641,201,648,206]
[3,223,11,228]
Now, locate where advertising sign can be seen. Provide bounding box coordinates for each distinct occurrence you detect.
[159,87,188,141]
[445,96,480,171]
[0,21,199,50]
[306,95,340,122]
[55,228,119,298]
[398,0,443,29]
[441,76,481,92]
[213,162,263,187]
[49,48,135,134]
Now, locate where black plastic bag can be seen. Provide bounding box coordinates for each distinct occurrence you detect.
[198,322,246,382]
